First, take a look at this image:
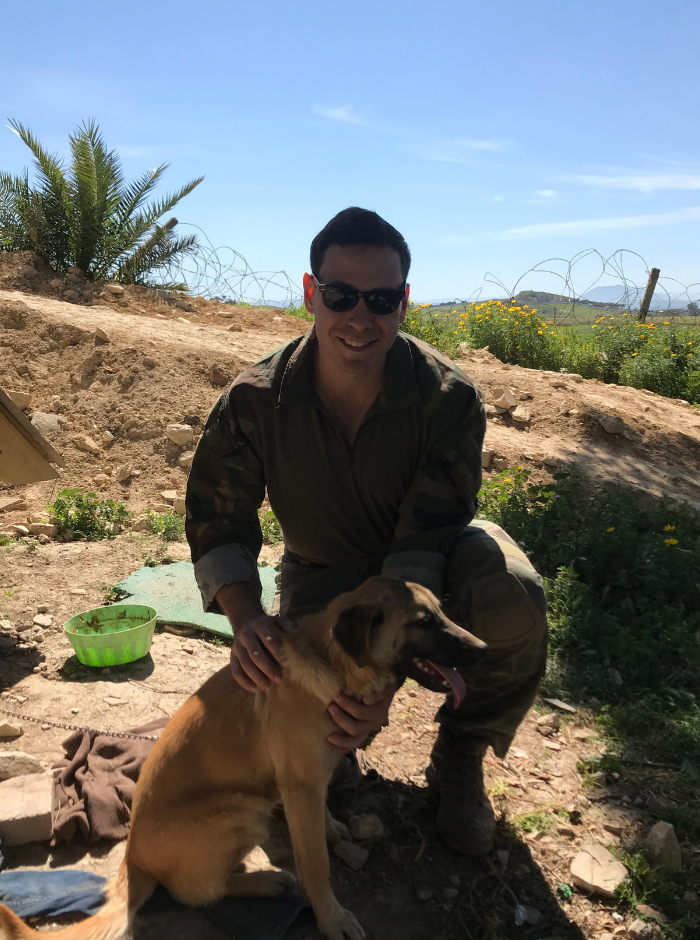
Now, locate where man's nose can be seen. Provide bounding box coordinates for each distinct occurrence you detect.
[346,300,376,330]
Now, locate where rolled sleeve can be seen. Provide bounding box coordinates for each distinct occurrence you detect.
[194,543,262,614]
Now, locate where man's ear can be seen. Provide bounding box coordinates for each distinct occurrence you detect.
[333,604,385,667]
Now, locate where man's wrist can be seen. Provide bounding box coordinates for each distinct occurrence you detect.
[215,583,266,632]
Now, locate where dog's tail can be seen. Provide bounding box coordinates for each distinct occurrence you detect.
[0,860,155,940]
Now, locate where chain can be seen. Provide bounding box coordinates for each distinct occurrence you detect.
[0,705,159,741]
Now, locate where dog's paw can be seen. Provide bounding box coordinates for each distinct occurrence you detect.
[267,869,297,895]
[318,907,365,940]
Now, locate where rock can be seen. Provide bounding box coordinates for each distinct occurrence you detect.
[173,497,186,516]
[522,906,542,926]
[94,327,110,345]
[104,283,125,295]
[63,289,79,301]
[36,604,49,614]
[536,712,560,735]
[683,891,698,903]
[598,414,626,435]
[491,387,518,410]
[333,840,369,870]
[92,473,111,487]
[177,316,190,324]
[0,619,12,630]
[115,466,132,483]
[603,822,624,836]
[557,825,575,837]
[0,771,54,847]
[443,887,458,899]
[628,920,656,939]
[228,323,243,332]
[104,696,127,707]
[175,298,194,312]
[416,888,433,901]
[0,722,23,739]
[496,850,509,868]
[484,403,507,416]
[348,814,384,840]
[636,904,667,924]
[49,278,63,288]
[7,390,31,410]
[70,588,87,595]
[32,614,52,628]
[0,752,45,781]
[569,374,584,383]
[542,697,577,713]
[102,430,115,444]
[570,843,628,897]
[28,523,58,538]
[166,423,194,445]
[481,449,495,469]
[645,821,682,871]
[209,364,230,387]
[75,436,101,456]
[492,456,509,471]
[608,668,623,686]
[511,405,531,424]
[448,874,460,887]
[7,525,30,537]
[548,378,569,388]
[0,497,28,514]
[160,490,178,503]
[31,412,67,435]
[177,452,194,469]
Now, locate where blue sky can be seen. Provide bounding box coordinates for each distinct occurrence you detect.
[2,0,699,303]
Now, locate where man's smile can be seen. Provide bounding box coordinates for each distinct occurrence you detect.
[337,336,378,349]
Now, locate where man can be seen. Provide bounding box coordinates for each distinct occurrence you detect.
[186,208,547,855]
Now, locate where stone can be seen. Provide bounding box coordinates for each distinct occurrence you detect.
[548,378,569,388]
[0,619,12,630]
[522,906,542,926]
[628,920,656,939]
[161,490,178,503]
[598,414,626,435]
[484,403,507,416]
[115,466,132,483]
[175,298,194,312]
[0,771,54,845]
[635,904,667,924]
[93,473,111,487]
[569,374,584,382]
[348,814,384,840]
[36,604,49,613]
[570,843,628,897]
[32,614,52,628]
[31,412,67,435]
[333,840,369,870]
[416,888,433,901]
[683,891,698,903]
[102,430,115,444]
[536,712,560,735]
[63,289,79,301]
[166,423,194,445]
[557,825,575,837]
[481,449,495,469]
[496,850,509,868]
[228,323,243,332]
[104,696,126,707]
[76,436,101,456]
[173,497,186,516]
[177,316,190,324]
[7,390,31,410]
[443,887,458,899]
[209,364,230,387]
[28,523,58,538]
[0,722,23,739]
[608,668,623,686]
[645,821,682,871]
[7,524,30,537]
[0,752,45,781]
[177,452,194,469]
[603,822,624,836]
[491,387,518,410]
[511,406,531,424]
[94,327,110,345]
[0,497,27,514]
[542,697,577,713]
[49,278,63,288]
[104,283,124,295]
[492,456,509,471]
[448,874,460,887]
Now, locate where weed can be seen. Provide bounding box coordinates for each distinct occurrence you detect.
[145,509,185,542]
[24,541,37,554]
[103,585,128,605]
[513,811,554,834]
[286,302,313,322]
[487,777,512,799]
[47,489,129,540]
[0,536,13,547]
[259,508,282,543]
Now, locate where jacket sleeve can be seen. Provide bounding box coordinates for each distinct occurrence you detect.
[185,392,266,614]
[380,385,486,597]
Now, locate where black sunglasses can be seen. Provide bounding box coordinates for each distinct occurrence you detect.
[313,276,406,316]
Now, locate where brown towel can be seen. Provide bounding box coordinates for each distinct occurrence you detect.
[52,718,169,844]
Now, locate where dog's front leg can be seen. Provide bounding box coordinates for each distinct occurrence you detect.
[280,782,364,940]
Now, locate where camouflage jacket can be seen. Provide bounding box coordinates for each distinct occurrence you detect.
[186,328,486,613]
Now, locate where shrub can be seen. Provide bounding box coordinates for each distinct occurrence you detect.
[145,509,185,541]
[47,488,129,540]
[259,508,282,543]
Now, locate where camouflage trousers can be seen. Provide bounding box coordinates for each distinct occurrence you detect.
[273,520,548,758]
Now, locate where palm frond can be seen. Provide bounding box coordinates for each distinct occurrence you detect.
[115,230,198,285]
[134,177,204,228]
[8,119,69,209]
[115,165,167,223]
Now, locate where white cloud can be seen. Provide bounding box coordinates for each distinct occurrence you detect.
[314,105,367,126]
[414,137,509,163]
[568,174,700,193]
[504,206,700,239]
[537,190,556,198]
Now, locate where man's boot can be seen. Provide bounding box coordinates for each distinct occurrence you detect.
[425,727,495,855]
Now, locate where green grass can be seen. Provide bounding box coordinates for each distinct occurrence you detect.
[47,488,130,540]
[286,302,313,322]
[145,509,185,542]
[477,466,700,779]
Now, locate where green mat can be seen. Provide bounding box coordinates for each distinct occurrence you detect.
[114,561,277,638]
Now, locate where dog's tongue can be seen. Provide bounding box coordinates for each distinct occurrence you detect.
[427,662,466,708]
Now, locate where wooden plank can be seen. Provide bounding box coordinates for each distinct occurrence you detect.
[0,386,64,485]
[0,388,65,467]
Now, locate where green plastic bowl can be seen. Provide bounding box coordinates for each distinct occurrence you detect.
[63,604,157,667]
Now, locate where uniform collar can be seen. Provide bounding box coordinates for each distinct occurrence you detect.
[277,328,421,411]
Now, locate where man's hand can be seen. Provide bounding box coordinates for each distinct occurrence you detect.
[230,613,296,692]
[327,686,396,751]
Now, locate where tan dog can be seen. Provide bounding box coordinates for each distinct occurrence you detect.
[0,577,486,940]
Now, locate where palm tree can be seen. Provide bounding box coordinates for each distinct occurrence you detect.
[0,119,203,287]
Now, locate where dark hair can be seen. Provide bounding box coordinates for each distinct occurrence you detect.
[310,207,411,283]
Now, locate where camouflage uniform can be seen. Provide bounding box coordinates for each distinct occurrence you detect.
[186,328,547,757]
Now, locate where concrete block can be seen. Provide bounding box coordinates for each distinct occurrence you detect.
[0,771,54,845]
[0,751,45,781]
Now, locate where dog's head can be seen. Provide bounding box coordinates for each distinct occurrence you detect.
[331,577,486,706]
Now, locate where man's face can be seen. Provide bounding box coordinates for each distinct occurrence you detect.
[303,244,408,373]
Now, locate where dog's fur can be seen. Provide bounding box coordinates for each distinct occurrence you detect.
[0,577,486,940]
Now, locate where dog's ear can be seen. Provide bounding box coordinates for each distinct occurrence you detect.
[333,604,385,667]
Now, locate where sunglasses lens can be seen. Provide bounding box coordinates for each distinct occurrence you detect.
[366,291,404,315]
[321,288,357,312]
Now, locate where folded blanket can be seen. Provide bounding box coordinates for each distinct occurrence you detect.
[52,718,169,844]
